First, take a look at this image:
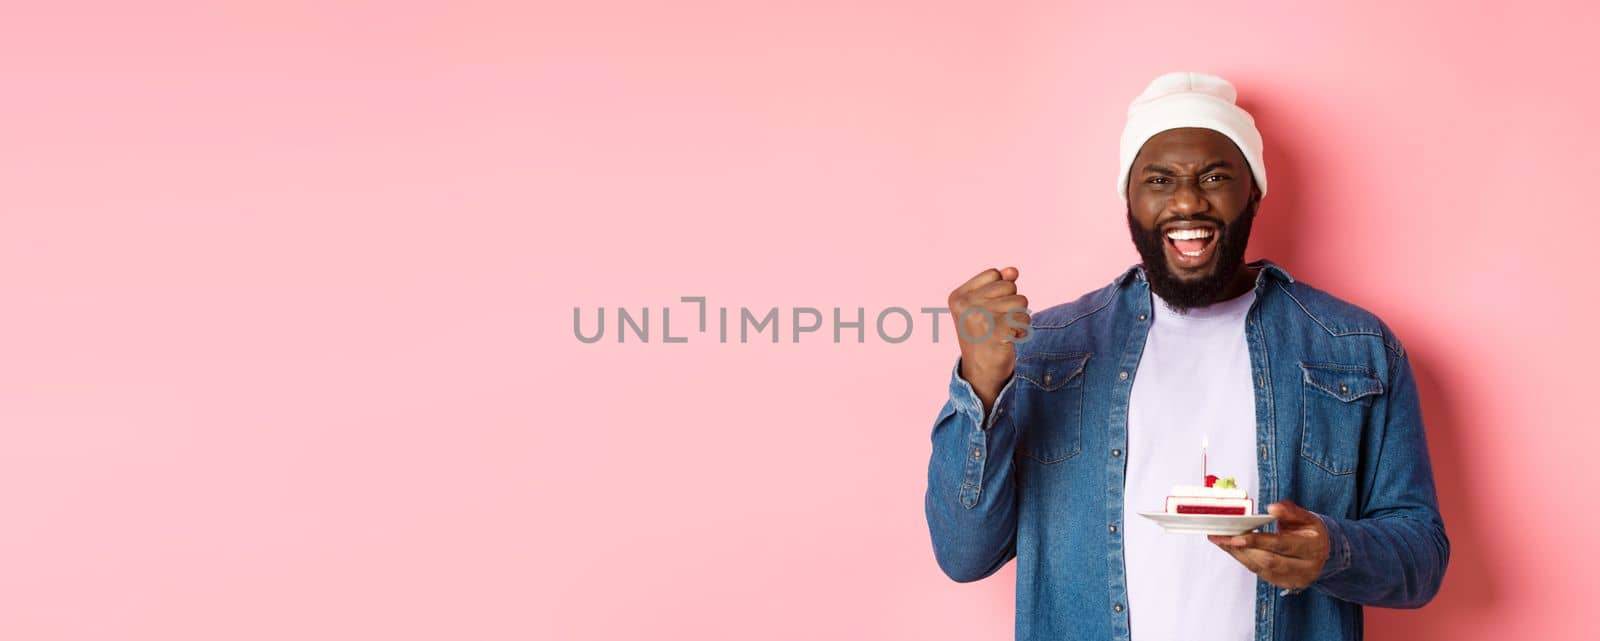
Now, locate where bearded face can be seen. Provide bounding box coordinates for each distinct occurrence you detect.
[1123,127,1261,313]
[1126,197,1257,313]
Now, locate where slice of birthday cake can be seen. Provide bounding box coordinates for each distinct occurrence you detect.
[1165,475,1254,515]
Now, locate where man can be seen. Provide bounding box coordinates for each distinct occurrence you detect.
[923,72,1448,641]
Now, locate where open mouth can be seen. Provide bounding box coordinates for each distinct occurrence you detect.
[1163,224,1219,268]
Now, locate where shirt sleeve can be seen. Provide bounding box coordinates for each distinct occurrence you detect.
[1308,345,1450,607]
[923,356,1023,583]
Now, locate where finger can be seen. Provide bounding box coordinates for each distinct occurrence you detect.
[1212,542,1319,588]
[979,301,1030,344]
[1001,307,1032,340]
[1226,546,1290,578]
[1243,550,1318,588]
[1269,500,1321,529]
[1230,532,1315,559]
[1213,542,1263,575]
[1218,530,1310,555]
[999,319,1032,341]
[986,295,1030,315]
[955,268,1003,296]
[998,266,1019,282]
[975,279,1018,299]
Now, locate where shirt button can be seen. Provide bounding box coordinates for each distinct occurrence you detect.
[1108,524,1118,533]
[972,448,982,459]
[1043,372,1052,385]
[1113,603,1124,613]
[1340,383,1349,394]
[1118,371,1128,380]
[1111,448,1122,457]
[1138,313,1147,321]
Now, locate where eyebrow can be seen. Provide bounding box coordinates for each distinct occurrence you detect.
[1140,160,1235,176]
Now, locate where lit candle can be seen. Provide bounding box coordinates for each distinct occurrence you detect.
[1202,435,1209,482]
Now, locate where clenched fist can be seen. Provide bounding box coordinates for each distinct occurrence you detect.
[947,267,1031,411]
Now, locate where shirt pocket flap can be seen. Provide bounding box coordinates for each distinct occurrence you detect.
[1015,352,1091,391]
[1299,362,1383,403]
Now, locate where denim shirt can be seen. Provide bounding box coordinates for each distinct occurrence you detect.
[923,259,1448,641]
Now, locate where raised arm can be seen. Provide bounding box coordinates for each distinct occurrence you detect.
[924,266,1032,583]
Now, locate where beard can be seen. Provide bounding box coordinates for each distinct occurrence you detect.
[1126,197,1258,315]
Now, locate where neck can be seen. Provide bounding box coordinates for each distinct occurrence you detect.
[1217,262,1258,302]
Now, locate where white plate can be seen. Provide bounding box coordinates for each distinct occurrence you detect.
[1136,511,1277,535]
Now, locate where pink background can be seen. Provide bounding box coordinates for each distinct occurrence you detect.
[2,1,1594,639]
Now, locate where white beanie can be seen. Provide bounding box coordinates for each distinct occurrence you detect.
[1118,71,1266,201]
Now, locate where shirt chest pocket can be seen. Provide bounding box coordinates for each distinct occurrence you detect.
[1298,362,1383,476]
[1013,352,1091,465]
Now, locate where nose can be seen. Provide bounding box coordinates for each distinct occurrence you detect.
[1169,178,1207,215]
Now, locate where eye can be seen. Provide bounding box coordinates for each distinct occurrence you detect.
[1145,176,1171,184]
[1202,174,1230,183]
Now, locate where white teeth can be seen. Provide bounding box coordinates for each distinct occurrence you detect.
[1166,228,1215,240]
[1181,250,1204,257]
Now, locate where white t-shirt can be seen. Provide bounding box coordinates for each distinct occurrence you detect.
[1123,287,1260,641]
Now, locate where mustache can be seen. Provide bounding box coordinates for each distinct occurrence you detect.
[1151,214,1227,233]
